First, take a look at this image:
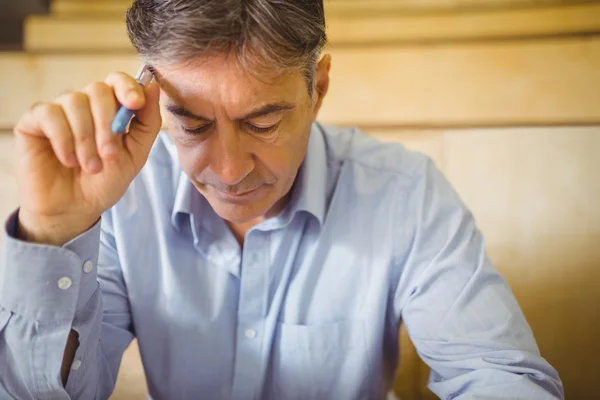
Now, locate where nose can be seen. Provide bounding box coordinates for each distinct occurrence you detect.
[208,126,255,186]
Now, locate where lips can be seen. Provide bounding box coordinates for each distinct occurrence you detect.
[221,188,259,197]
[210,185,264,203]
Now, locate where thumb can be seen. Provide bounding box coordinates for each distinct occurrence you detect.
[125,81,162,166]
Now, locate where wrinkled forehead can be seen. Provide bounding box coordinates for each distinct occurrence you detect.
[151,54,307,109]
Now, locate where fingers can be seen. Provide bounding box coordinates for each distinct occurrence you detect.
[105,71,145,111]
[83,82,121,160]
[15,70,159,174]
[54,92,101,173]
[84,72,160,171]
[14,102,78,168]
[125,81,162,162]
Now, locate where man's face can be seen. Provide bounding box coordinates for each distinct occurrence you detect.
[154,53,330,225]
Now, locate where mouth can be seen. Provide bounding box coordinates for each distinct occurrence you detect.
[223,188,258,197]
[211,186,263,203]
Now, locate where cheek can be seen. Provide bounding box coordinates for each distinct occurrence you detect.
[165,114,209,176]
[174,140,211,177]
[257,122,312,184]
[256,145,303,186]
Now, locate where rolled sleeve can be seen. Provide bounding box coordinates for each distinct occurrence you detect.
[0,210,101,322]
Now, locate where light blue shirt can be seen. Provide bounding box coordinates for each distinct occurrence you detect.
[0,123,563,400]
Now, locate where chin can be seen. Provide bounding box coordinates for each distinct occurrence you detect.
[209,200,270,225]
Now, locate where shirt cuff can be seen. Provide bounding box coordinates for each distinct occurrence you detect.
[0,209,101,322]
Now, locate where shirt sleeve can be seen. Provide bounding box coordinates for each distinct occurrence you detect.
[393,158,564,400]
[0,209,134,399]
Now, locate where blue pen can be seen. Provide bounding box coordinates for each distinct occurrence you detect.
[111,64,154,134]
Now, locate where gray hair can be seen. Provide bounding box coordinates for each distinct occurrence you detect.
[125,0,327,96]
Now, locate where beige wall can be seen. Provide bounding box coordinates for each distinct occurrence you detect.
[1,0,599,399]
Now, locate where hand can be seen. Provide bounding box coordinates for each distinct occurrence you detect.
[13,72,162,245]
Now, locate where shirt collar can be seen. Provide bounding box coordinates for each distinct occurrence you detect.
[171,123,328,231]
[281,123,327,227]
[171,171,194,231]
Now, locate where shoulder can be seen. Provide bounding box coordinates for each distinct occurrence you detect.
[319,123,434,194]
[319,123,468,236]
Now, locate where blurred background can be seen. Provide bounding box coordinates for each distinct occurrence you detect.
[1,0,599,399]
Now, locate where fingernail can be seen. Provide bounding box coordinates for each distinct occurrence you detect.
[87,156,102,172]
[127,89,139,102]
[102,143,119,157]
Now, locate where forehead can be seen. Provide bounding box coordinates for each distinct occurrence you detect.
[153,53,307,108]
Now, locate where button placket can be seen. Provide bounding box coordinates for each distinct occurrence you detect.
[71,359,82,371]
[231,233,269,399]
[82,260,93,273]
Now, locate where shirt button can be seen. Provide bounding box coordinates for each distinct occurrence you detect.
[57,277,72,290]
[71,359,82,371]
[83,260,93,274]
[245,328,257,339]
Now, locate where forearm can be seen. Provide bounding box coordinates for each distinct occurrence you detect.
[420,339,564,399]
[0,210,104,398]
[14,213,84,386]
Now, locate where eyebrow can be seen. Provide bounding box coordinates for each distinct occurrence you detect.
[165,102,296,122]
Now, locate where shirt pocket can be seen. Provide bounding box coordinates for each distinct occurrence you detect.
[267,319,372,400]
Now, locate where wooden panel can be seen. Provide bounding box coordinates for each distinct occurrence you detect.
[442,127,600,400]
[113,340,147,400]
[50,0,593,17]
[24,18,132,52]
[51,0,132,16]
[394,326,422,400]
[2,37,600,129]
[328,3,600,46]
[323,38,600,126]
[0,134,18,239]
[326,0,593,14]
[0,53,141,130]
[25,3,600,51]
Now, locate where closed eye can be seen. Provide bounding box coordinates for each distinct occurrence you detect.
[245,121,280,134]
[182,123,212,135]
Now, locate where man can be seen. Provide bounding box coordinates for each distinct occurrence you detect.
[0,0,563,399]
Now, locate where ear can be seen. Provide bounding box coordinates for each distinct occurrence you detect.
[311,54,331,120]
